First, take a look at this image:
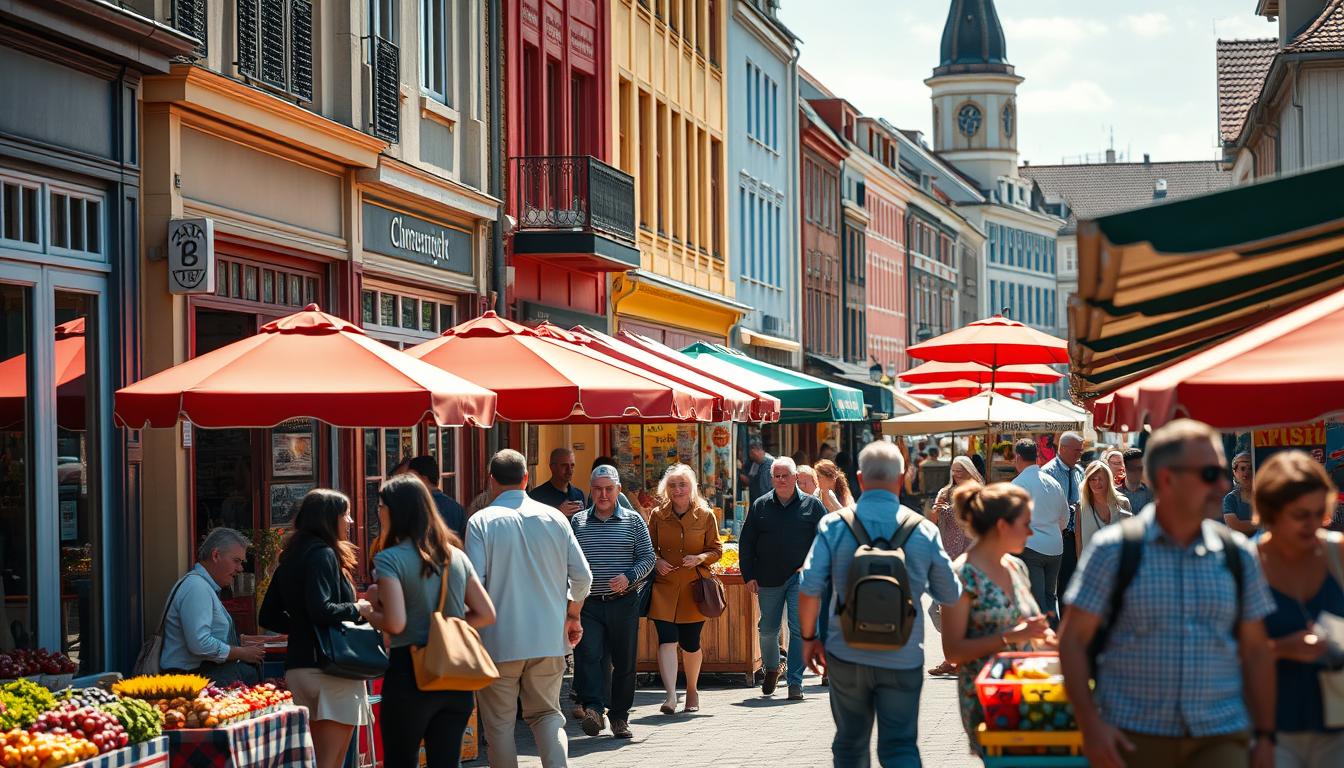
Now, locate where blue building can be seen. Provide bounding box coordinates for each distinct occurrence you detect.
[727,0,800,366]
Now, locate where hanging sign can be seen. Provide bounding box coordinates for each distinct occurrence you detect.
[168,218,216,294]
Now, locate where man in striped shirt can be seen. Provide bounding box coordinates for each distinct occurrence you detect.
[570,464,656,740]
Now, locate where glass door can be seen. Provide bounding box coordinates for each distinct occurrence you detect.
[0,279,34,653]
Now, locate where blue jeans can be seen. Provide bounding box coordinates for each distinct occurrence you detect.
[757,572,804,687]
[826,655,923,767]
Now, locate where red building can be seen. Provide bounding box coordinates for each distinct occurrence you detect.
[800,104,846,361]
[506,0,639,328]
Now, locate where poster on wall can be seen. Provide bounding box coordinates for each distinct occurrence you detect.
[59,501,77,541]
[1253,420,1344,521]
[612,425,641,492]
[643,424,680,490]
[269,482,314,528]
[271,433,313,477]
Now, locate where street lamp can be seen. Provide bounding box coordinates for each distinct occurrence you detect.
[915,323,933,344]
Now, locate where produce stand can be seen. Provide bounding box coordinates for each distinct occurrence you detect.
[164,705,313,768]
[636,572,764,685]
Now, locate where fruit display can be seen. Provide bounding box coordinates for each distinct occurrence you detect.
[54,687,117,710]
[97,698,162,744]
[974,652,1076,732]
[710,543,740,575]
[111,674,209,701]
[143,681,292,730]
[0,728,98,768]
[0,681,57,730]
[30,705,128,753]
[0,651,77,682]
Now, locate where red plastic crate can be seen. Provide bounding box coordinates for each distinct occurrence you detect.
[973,652,1071,732]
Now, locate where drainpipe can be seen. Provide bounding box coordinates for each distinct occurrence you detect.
[786,39,801,369]
[1291,60,1305,172]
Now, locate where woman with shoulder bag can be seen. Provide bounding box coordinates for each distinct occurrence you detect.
[257,489,372,768]
[359,474,496,768]
[1255,450,1344,768]
[647,464,723,715]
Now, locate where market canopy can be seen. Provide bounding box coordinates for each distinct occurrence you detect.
[679,342,866,423]
[880,391,1084,436]
[616,331,780,423]
[1072,161,1344,400]
[115,305,497,429]
[1093,285,1344,432]
[898,360,1063,385]
[408,312,717,423]
[804,353,897,419]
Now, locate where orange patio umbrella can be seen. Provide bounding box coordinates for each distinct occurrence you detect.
[615,330,781,423]
[898,359,1063,385]
[115,305,497,429]
[906,379,1036,401]
[907,315,1069,368]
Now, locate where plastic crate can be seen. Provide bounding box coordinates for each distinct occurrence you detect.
[974,652,1074,732]
[977,724,1084,757]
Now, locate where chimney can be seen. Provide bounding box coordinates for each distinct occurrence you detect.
[1105,148,1117,163]
[1143,153,1151,165]
[1154,178,1168,199]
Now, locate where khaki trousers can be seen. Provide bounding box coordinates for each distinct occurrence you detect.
[476,656,568,768]
[1121,730,1250,768]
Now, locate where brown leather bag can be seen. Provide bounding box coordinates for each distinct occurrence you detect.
[691,572,727,618]
[410,555,499,691]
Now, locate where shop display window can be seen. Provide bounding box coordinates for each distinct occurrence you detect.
[609,422,734,515]
[0,284,34,653]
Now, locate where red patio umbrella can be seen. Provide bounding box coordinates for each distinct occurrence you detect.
[1095,286,1344,431]
[906,380,1036,401]
[907,315,1069,368]
[115,305,497,429]
[615,330,781,422]
[0,317,88,430]
[898,360,1063,385]
[407,312,717,423]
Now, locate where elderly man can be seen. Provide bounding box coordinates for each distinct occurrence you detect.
[1060,420,1274,768]
[160,527,265,684]
[530,447,586,518]
[740,456,827,701]
[1043,431,1085,608]
[570,465,655,740]
[799,441,961,765]
[1013,439,1069,621]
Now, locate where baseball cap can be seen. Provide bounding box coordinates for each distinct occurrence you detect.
[590,464,622,485]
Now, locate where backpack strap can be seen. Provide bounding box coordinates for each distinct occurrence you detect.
[1213,525,1245,634]
[837,506,871,548]
[891,510,924,551]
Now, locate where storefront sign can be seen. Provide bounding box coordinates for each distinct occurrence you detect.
[362,203,473,276]
[519,301,606,331]
[168,218,215,294]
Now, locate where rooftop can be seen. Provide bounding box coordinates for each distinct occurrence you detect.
[1284,0,1344,52]
[1020,160,1232,233]
[1216,38,1277,145]
[933,0,1014,77]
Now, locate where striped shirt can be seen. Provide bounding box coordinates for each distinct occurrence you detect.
[571,505,656,597]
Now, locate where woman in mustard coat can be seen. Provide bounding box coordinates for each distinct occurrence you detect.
[648,463,723,715]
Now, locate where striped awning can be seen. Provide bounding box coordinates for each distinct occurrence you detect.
[1071,161,1344,401]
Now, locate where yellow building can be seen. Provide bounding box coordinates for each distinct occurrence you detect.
[609,0,745,347]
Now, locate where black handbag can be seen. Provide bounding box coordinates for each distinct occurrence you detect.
[637,578,654,618]
[314,621,389,680]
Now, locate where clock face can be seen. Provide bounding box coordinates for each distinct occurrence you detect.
[957,104,982,137]
[1003,102,1015,138]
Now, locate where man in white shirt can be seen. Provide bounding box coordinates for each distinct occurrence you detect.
[467,449,593,768]
[160,527,265,683]
[1011,438,1069,622]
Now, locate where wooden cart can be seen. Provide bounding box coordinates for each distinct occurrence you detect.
[636,573,768,685]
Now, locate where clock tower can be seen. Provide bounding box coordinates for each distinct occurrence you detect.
[925,0,1024,191]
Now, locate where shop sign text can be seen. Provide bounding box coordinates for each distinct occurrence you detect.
[168,218,216,295]
[362,203,473,277]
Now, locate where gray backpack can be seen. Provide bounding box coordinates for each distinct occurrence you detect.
[836,507,923,651]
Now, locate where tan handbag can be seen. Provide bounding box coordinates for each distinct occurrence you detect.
[410,555,499,691]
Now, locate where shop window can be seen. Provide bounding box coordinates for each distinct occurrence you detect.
[609,423,734,514]
[361,287,457,347]
[0,284,35,653]
[236,0,314,102]
[362,426,419,556]
[420,0,453,105]
[212,257,320,311]
[1,179,41,246]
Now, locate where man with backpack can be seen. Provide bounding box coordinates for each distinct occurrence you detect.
[1058,419,1276,768]
[799,441,961,767]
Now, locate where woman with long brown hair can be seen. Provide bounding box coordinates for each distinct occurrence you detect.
[814,459,855,513]
[258,489,372,768]
[358,474,495,768]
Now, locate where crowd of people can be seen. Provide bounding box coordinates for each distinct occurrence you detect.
[151,422,1344,768]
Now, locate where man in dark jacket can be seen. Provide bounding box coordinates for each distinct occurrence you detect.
[740,456,826,701]
[408,455,467,540]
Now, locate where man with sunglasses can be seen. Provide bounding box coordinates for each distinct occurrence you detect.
[1058,420,1276,768]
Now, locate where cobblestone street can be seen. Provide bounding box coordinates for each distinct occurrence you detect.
[476,598,978,767]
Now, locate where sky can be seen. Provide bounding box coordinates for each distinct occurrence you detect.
[778,0,1275,165]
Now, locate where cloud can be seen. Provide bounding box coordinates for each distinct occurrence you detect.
[1001,16,1107,41]
[1211,14,1276,40]
[1126,12,1169,38]
[1020,80,1116,114]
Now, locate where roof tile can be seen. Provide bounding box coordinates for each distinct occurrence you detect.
[1216,38,1277,145]
[1285,0,1344,52]
[1019,161,1232,233]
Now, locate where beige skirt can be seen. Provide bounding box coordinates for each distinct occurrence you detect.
[285,668,373,727]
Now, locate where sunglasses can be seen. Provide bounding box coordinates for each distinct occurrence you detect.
[1169,465,1225,484]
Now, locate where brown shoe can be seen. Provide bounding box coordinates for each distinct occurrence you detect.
[762,666,781,695]
[580,708,605,737]
[610,720,633,739]
[569,704,587,720]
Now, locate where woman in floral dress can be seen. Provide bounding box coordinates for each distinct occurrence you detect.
[939,482,1055,752]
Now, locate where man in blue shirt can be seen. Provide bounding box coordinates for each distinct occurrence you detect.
[1012,439,1069,621]
[160,527,264,684]
[1042,431,1084,607]
[529,447,586,517]
[1059,420,1275,768]
[408,455,467,540]
[799,441,962,766]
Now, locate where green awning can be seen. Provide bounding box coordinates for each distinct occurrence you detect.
[680,343,866,423]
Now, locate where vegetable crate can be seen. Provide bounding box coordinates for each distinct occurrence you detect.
[978,725,1087,767]
[974,652,1075,732]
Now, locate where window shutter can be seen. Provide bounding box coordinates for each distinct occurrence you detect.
[258,0,288,90]
[371,35,400,143]
[290,0,314,101]
[237,0,258,77]
[172,0,208,56]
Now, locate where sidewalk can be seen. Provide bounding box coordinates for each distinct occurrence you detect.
[471,598,979,766]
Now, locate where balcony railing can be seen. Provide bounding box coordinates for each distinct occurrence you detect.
[514,156,636,244]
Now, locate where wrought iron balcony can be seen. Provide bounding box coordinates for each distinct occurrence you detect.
[514,156,636,243]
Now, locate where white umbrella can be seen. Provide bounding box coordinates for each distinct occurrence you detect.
[1033,398,1099,443]
[880,391,1085,436]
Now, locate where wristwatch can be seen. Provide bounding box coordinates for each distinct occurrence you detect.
[801,634,817,642]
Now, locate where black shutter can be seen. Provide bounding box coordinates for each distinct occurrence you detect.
[289,0,313,102]
[237,0,258,77]
[371,35,400,143]
[171,0,208,56]
[258,0,288,90]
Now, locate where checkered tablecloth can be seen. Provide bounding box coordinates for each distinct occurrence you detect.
[76,736,170,768]
[166,706,315,768]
